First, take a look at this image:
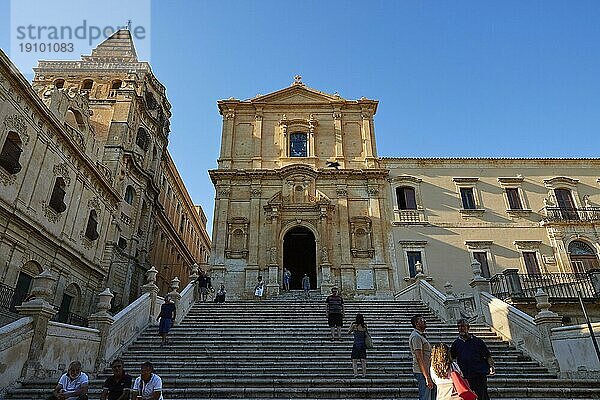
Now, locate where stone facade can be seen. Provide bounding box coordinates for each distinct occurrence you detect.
[210,78,600,299]
[385,158,600,295]
[209,77,393,298]
[0,30,210,319]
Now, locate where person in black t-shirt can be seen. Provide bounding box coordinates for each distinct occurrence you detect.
[450,319,495,400]
[157,296,176,346]
[101,359,132,400]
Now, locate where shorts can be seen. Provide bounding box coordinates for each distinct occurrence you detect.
[200,287,208,294]
[159,318,172,334]
[328,313,343,327]
[351,344,367,359]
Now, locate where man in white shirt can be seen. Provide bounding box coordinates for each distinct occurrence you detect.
[49,360,89,400]
[131,361,163,400]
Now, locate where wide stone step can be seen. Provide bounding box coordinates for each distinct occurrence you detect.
[7,386,600,399]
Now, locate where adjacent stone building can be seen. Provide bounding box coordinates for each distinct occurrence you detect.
[0,30,210,321]
[210,79,600,299]
[384,158,600,295]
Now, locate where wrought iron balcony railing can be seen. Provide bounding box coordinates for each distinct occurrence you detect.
[490,269,600,301]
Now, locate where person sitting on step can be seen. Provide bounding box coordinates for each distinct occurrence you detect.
[215,283,226,303]
[47,360,88,400]
[101,358,132,400]
[254,275,265,300]
[132,361,163,400]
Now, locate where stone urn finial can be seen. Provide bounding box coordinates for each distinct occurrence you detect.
[29,269,57,304]
[189,263,199,280]
[96,288,114,315]
[170,277,180,292]
[471,259,482,279]
[415,261,424,276]
[444,281,454,297]
[535,289,551,313]
[146,266,158,285]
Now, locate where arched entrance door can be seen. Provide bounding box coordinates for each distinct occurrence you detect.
[283,226,317,289]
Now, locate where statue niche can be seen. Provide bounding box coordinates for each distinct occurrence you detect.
[225,217,249,259]
[350,216,374,258]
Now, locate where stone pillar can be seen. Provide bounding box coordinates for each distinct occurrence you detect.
[443,282,461,323]
[319,205,334,295]
[469,259,491,322]
[267,264,280,297]
[332,109,344,165]
[88,288,115,372]
[252,111,263,169]
[141,267,159,324]
[189,263,199,302]
[16,270,58,380]
[337,185,354,293]
[168,277,182,312]
[533,289,561,373]
[503,268,524,298]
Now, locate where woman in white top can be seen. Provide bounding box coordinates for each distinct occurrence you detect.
[430,343,462,400]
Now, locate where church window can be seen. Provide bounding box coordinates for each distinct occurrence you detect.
[136,128,149,151]
[118,237,128,250]
[290,132,308,157]
[49,178,67,213]
[0,131,23,174]
[124,185,135,205]
[85,210,99,241]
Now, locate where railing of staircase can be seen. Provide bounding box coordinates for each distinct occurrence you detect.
[51,310,89,328]
[490,271,600,301]
[0,282,16,311]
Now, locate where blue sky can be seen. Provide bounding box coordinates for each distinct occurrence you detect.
[2,1,600,234]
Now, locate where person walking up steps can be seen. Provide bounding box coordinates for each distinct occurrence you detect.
[325,287,344,340]
[348,313,368,378]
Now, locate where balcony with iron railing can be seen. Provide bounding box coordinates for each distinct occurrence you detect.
[490,268,600,301]
[542,206,600,224]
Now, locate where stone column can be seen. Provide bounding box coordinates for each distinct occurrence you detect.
[319,205,333,295]
[332,109,344,165]
[141,267,159,324]
[167,277,182,323]
[16,270,58,380]
[88,288,115,372]
[533,289,561,373]
[469,259,491,322]
[266,207,280,297]
[443,282,461,323]
[189,263,200,302]
[337,185,354,293]
[252,111,263,169]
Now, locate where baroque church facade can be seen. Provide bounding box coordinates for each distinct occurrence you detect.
[0,30,210,321]
[210,77,600,299]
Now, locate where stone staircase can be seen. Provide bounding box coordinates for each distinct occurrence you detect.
[6,299,600,399]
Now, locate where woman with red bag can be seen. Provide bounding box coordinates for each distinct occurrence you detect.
[430,343,477,400]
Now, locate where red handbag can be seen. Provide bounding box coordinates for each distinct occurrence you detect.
[450,370,478,400]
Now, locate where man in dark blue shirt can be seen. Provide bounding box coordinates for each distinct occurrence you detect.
[450,319,495,400]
